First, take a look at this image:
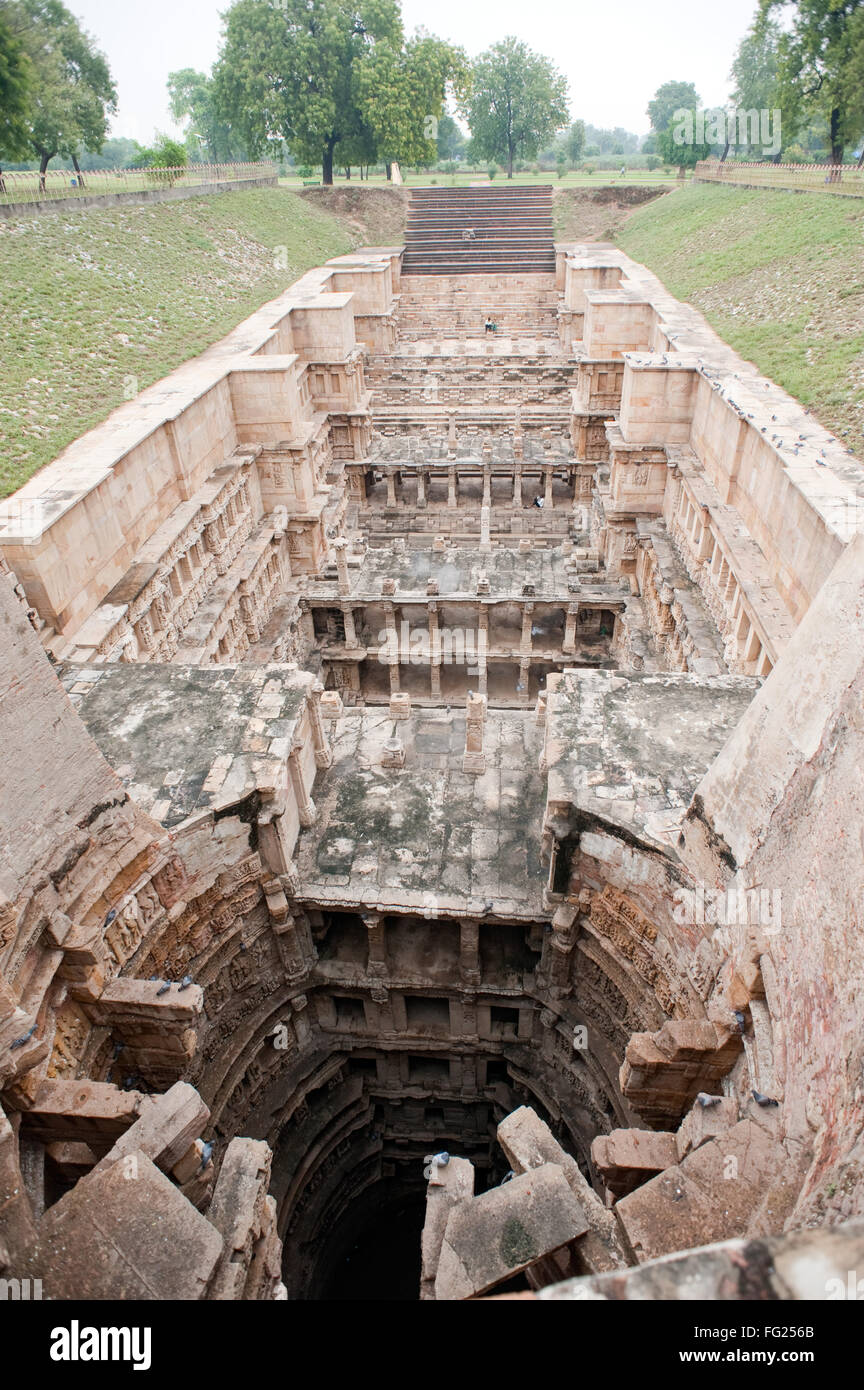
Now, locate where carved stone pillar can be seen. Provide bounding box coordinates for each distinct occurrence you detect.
[463,691,486,774]
[308,682,333,770]
[291,993,311,1047]
[288,743,316,827]
[477,608,488,695]
[342,604,358,647]
[544,465,554,509]
[417,470,427,509]
[538,904,579,998]
[459,920,481,985]
[271,906,317,981]
[386,470,398,508]
[334,537,351,596]
[521,603,534,654]
[564,604,578,653]
[363,912,387,978]
[428,601,441,698]
[518,656,531,704]
[384,601,400,692]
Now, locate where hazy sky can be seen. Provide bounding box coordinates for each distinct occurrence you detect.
[70,0,760,144]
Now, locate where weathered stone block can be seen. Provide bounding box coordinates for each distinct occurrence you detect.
[435,1164,588,1300]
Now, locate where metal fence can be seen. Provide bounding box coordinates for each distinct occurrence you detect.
[0,162,278,207]
[694,159,864,196]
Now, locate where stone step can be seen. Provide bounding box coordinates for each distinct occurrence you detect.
[405,184,555,275]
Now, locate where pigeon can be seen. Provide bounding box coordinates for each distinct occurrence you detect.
[198,1140,215,1172]
[178,976,193,991]
[156,981,172,996]
[752,1090,779,1107]
[113,1041,125,1058]
[9,1023,37,1050]
[103,908,117,929]
[501,1170,515,1184]
[733,1010,747,1030]
[696,1092,722,1108]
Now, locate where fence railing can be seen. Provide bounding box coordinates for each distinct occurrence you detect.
[694,159,864,195]
[0,162,278,206]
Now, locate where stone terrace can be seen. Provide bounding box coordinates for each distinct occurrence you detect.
[294,708,548,920]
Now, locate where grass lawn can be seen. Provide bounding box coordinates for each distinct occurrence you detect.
[280,169,682,190]
[0,188,357,497]
[619,182,864,456]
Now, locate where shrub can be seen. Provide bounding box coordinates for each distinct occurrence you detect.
[488,164,498,180]
[139,136,188,188]
[297,164,315,179]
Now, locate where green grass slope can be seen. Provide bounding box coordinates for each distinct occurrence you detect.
[0,189,358,496]
[618,182,864,456]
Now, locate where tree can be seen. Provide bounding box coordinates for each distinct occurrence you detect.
[3,0,116,187]
[564,119,585,167]
[213,0,406,185]
[647,81,709,177]
[355,27,466,178]
[646,80,702,135]
[729,20,782,159]
[136,134,188,186]
[139,134,187,168]
[731,19,781,111]
[0,9,32,158]
[655,117,712,176]
[461,36,569,178]
[436,111,466,162]
[759,0,864,165]
[168,68,247,163]
[584,123,639,153]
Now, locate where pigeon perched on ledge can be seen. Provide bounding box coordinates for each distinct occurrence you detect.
[752,1090,779,1107]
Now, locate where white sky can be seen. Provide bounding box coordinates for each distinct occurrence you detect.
[70,0,761,145]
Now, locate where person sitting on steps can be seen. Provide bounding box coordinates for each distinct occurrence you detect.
[484,317,498,334]
[462,227,476,243]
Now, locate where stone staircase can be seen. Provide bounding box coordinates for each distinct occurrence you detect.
[402,185,557,275]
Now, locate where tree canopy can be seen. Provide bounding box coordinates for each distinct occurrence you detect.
[461,36,569,177]
[758,0,864,164]
[436,111,466,162]
[2,0,116,177]
[564,120,585,166]
[647,80,711,174]
[212,0,461,183]
[0,7,32,159]
[168,68,247,163]
[646,79,701,134]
